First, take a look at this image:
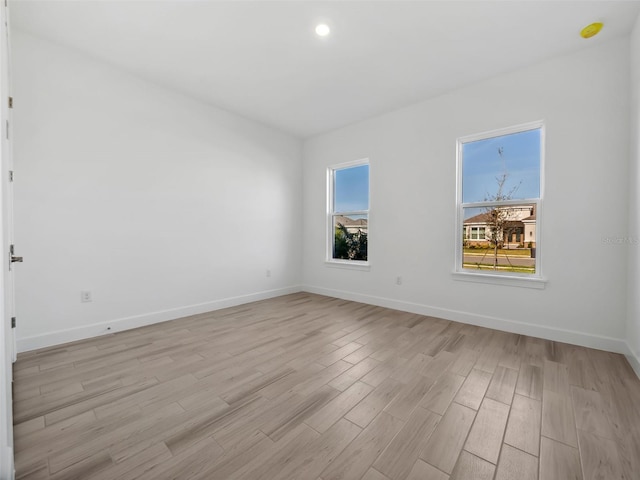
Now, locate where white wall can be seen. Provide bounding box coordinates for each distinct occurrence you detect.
[628,15,640,375]
[11,27,637,359]
[12,30,303,351]
[303,38,631,353]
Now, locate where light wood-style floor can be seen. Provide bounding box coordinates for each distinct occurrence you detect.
[12,293,640,480]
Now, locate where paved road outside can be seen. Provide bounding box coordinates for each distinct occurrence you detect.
[463,253,535,267]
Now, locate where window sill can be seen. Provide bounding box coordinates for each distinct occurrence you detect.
[325,260,371,271]
[451,271,546,289]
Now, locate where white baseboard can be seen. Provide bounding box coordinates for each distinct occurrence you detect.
[17,283,640,381]
[17,286,303,353]
[0,446,14,480]
[303,285,630,355]
[624,343,640,379]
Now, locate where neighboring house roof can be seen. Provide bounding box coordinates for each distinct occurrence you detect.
[464,212,492,224]
[335,215,368,227]
[464,206,535,225]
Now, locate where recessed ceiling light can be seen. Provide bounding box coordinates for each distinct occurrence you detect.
[580,22,603,39]
[315,24,330,37]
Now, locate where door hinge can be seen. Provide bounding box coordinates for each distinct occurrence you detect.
[9,170,13,182]
[8,96,13,108]
[11,317,15,329]
[9,244,23,270]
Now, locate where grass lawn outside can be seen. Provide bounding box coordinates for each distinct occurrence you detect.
[463,247,532,257]
[462,263,535,274]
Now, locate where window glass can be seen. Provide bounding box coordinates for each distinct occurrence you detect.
[334,164,369,212]
[458,124,542,277]
[329,162,369,263]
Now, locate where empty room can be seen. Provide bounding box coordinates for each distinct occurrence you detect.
[1,1,640,479]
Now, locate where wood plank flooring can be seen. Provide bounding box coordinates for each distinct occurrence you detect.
[12,292,640,480]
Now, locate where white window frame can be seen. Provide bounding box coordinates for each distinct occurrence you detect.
[453,121,545,288]
[326,158,370,268]
[470,227,486,240]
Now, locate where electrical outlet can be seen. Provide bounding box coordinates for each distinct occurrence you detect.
[266,269,271,277]
[81,291,92,303]
[396,276,402,285]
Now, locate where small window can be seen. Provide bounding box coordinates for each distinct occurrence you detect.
[328,160,369,264]
[469,227,486,240]
[456,122,543,280]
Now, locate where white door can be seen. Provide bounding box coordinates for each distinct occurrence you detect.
[0,0,16,477]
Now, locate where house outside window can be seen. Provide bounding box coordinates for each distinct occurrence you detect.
[327,160,369,265]
[456,122,544,283]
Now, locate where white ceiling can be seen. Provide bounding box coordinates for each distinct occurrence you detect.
[9,1,640,138]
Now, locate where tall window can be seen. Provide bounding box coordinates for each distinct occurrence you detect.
[457,122,543,279]
[328,160,369,263]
